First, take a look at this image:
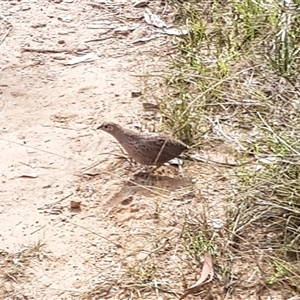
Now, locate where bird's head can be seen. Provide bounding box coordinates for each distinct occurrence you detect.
[97,121,120,135]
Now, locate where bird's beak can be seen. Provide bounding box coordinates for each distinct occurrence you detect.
[96,124,103,130]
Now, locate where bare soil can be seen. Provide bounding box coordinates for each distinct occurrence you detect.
[0,1,233,299]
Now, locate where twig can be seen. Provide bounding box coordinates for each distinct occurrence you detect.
[87,2,124,8]
[42,124,81,131]
[69,222,123,248]
[87,2,104,9]
[39,193,73,210]
[185,154,255,167]
[0,137,73,161]
[257,112,300,155]
[30,225,46,235]
[0,27,11,46]
[5,272,18,283]
[21,47,72,54]
[181,66,256,116]
[84,36,115,43]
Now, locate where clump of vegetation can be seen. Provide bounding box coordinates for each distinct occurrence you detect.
[162,0,299,141]
[0,241,46,298]
[160,0,300,297]
[85,1,300,298]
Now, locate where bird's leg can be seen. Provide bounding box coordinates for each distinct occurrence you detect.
[149,165,160,173]
[144,165,162,184]
[133,165,161,185]
[133,165,160,176]
[132,165,149,176]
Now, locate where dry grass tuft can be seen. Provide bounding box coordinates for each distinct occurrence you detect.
[157,0,300,298]
[0,241,46,298]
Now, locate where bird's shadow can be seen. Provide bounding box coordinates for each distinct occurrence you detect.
[131,171,191,189]
[104,172,193,208]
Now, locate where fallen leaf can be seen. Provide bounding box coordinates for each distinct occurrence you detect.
[179,253,214,300]
[64,52,97,65]
[144,8,169,28]
[142,102,159,111]
[133,0,148,8]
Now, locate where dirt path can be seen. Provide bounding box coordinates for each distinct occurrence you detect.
[0,1,231,299]
[0,1,177,298]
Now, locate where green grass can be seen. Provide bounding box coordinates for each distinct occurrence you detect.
[182,223,217,260]
[158,0,300,297]
[162,0,300,142]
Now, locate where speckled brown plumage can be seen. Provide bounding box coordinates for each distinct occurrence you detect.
[97,122,188,166]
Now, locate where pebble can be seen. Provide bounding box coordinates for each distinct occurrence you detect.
[131,90,142,97]
[58,31,69,35]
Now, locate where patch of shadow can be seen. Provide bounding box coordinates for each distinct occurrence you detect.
[104,173,194,209]
[131,172,193,189]
[104,185,138,208]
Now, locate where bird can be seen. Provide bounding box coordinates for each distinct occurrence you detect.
[97,121,188,166]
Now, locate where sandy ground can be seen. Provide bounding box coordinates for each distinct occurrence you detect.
[0,1,232,299]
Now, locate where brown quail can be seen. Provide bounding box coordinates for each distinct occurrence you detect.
[97,122,188,166]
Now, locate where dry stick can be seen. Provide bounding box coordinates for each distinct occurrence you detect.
[186,153,255,167]
[42,124,82,131]
[0,27,11,46]
[257,112,300,156]
[84,36,115,43]
[153,139,168,166]
[144,139,172,184]
[257,197,300,214]
[87,2,104,8]
[69,222,123,248]
[21,48,72,54]
[0,137,73,161]
[223,225,300,280]
[87,1,125,7]
[39,193,74,210]
[181,66,256,117]
[30,225,46,235]
[5,273,18,283]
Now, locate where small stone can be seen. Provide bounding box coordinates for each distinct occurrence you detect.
[21,6,31,11]
[76,43,89,52]
[131,90,142,97]
[52,53,66,60]
[58,31,69,35]
[31,23,47,28]
[58,14,72,22]
[70,200,81,209]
